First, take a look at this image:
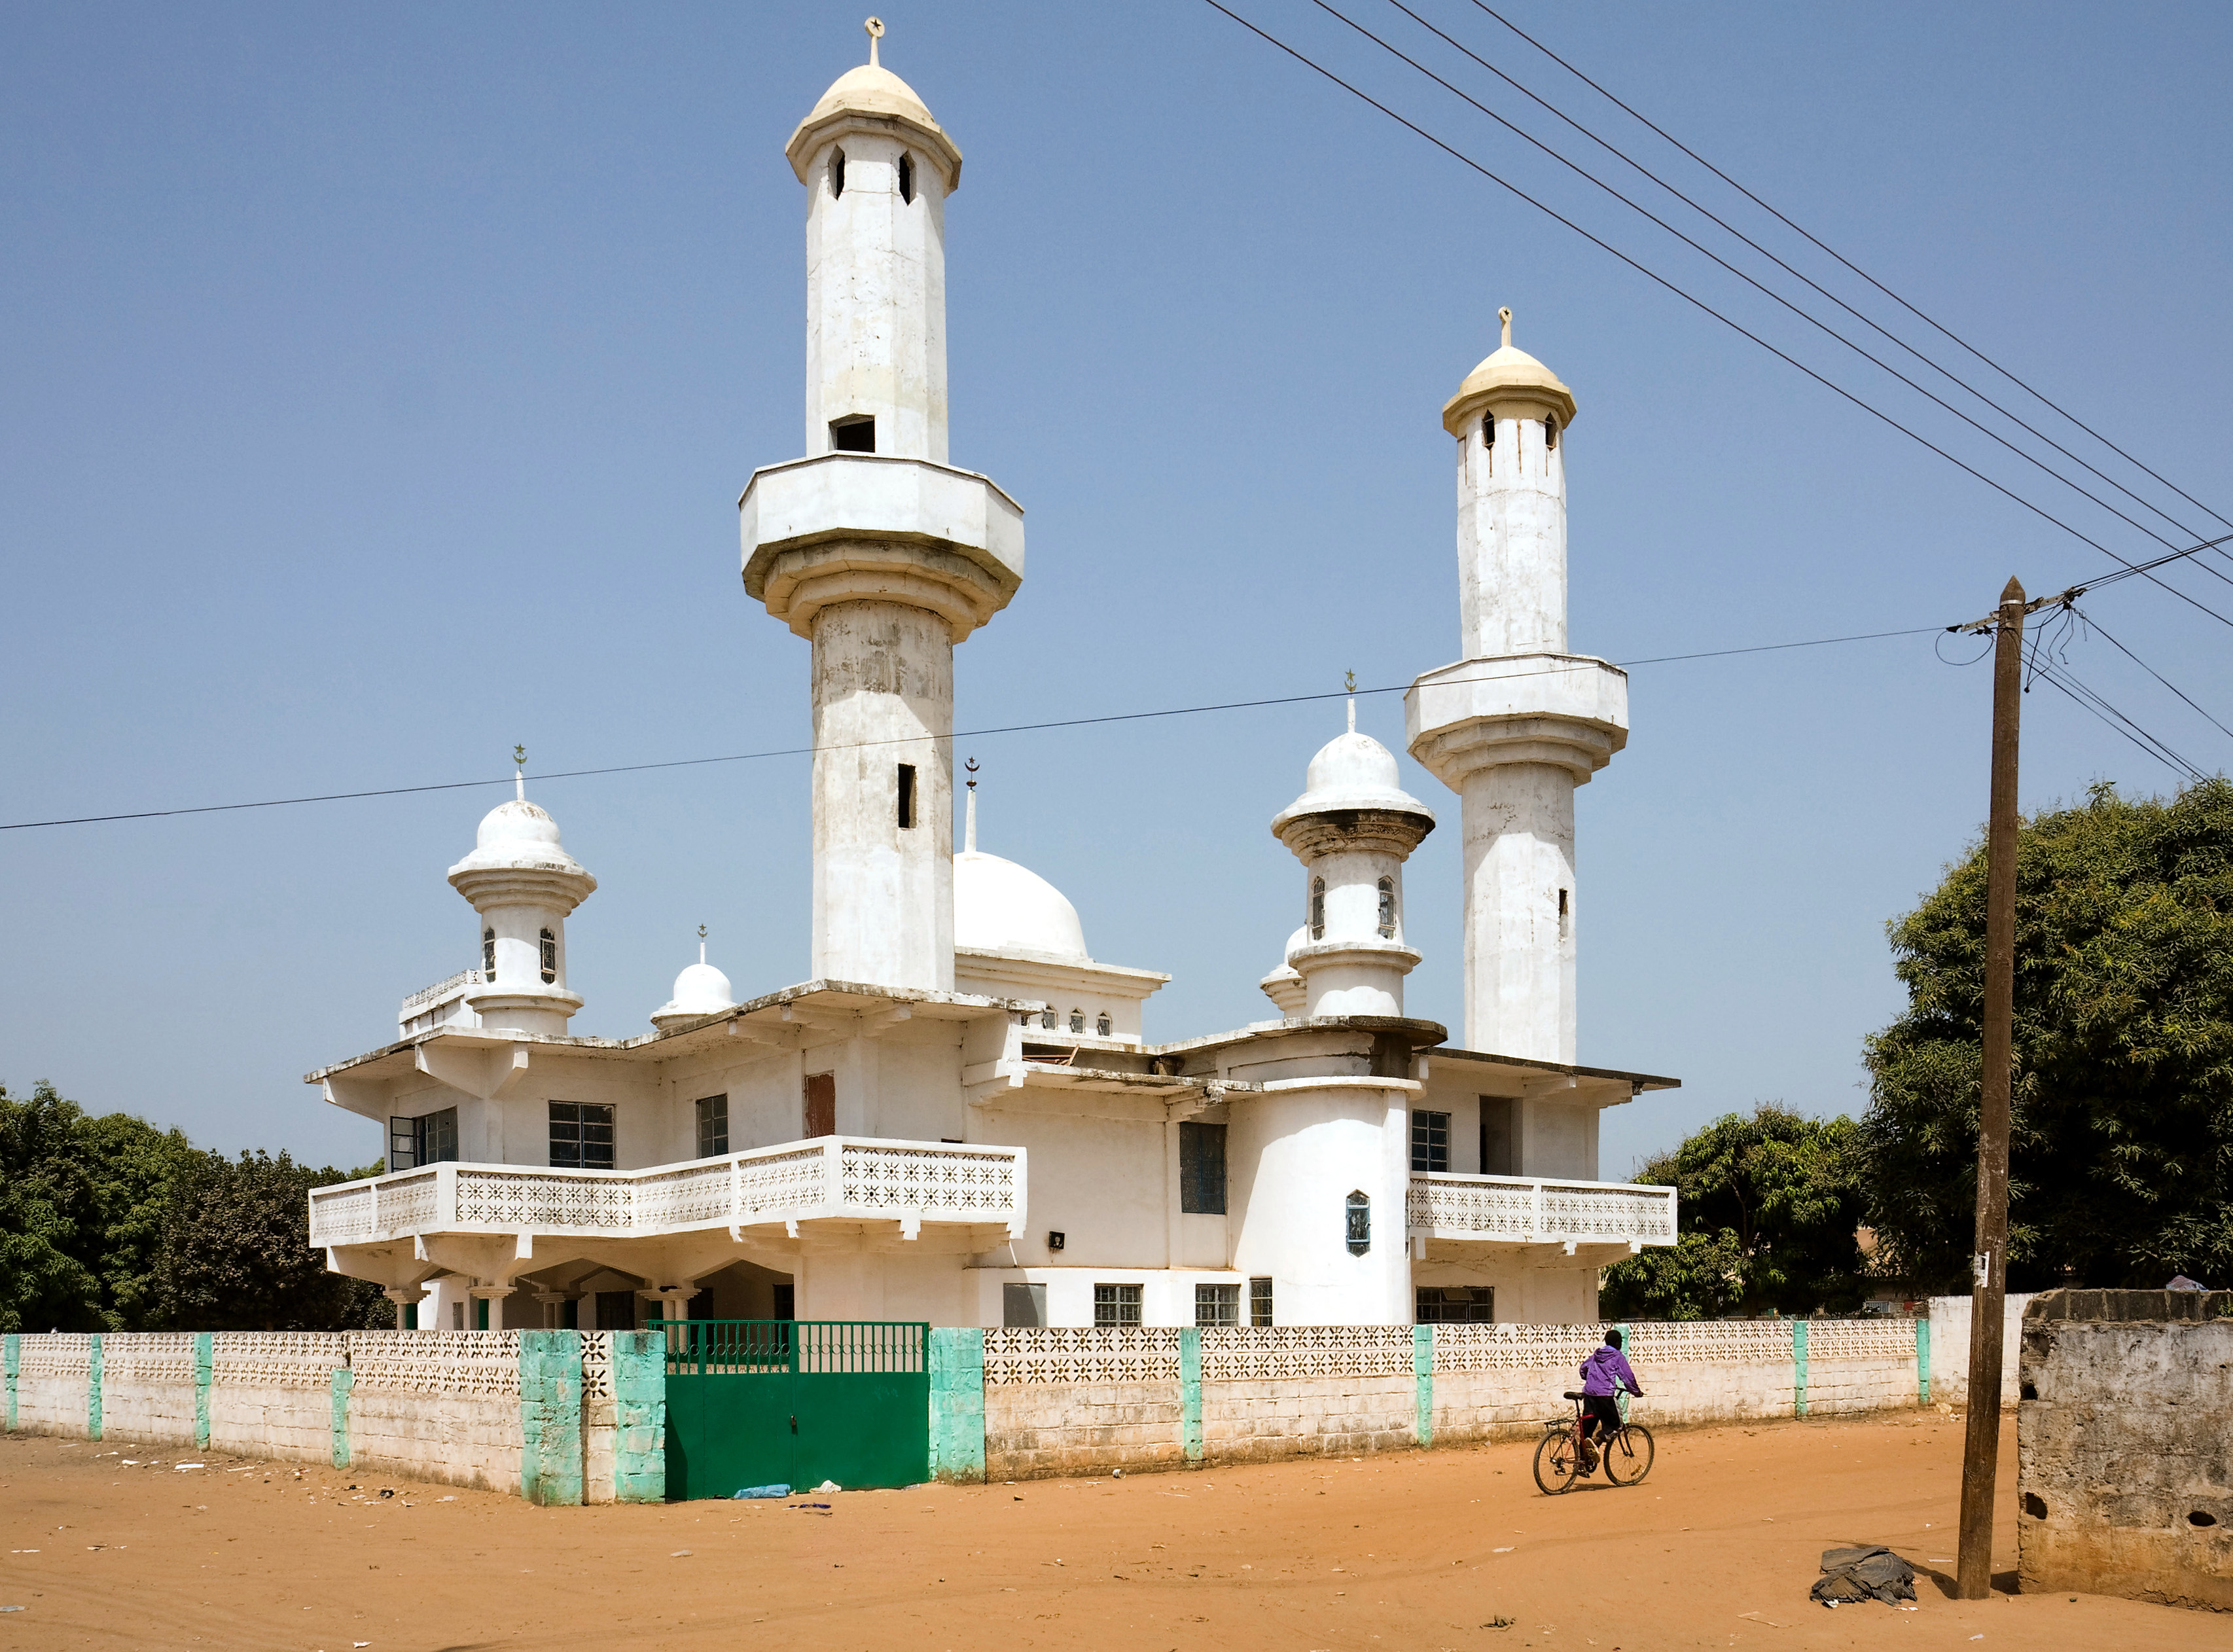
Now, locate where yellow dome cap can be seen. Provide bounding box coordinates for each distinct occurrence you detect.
[1441,307,1577,436]
[785,27,964,190]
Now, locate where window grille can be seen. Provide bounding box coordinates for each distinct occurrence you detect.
[1179,1121,1227,1215]
[1416,1285,1495,1323]
[1345,1191,1370,1255]
[549,1101,615,1170]
[1069,1008,1084,1034]
[1249,1276,1274,1327]
[694,1093,730,1158]
[1377,875,1397,939]
[1096,1011,1112,1037]
[1310,876,1325,940]
[482,928,496,975]
[1092,1283,1142,1328]
[1411,1109,1450,1174]
[1194,1283,1240,1327]
[538,927,557,984]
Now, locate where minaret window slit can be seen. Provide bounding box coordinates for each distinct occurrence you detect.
[831,415,876,452]
[1310,875,1326,941]
[898,152,914,203]
[1545,416,1558,450]
[897,763,916,829]
[1558,888,1569,937]
[539,927,557,984]
[1377,875,1396,939]
[829,147,846,198]
[482,928,495,976]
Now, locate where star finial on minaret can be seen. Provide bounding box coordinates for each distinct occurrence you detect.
[512,744,527,801]
[1344,670,1357,732]
[698,922,707,965]
[963,757,979,853]
[1499,306,1512,349]
[865,16,884,66]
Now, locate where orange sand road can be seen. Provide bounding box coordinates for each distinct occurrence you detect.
[0,1408,2220,1651]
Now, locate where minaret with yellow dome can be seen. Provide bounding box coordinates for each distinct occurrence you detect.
[740,19,1024,992]
[1406,310,1628,1062]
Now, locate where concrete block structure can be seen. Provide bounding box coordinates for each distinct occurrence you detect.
[2017,1289,2232,1611]
[299,24,1683,1338]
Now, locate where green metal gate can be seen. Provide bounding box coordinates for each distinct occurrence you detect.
[656,1320,929,1500]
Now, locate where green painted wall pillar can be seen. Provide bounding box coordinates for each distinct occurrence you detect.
[330,1367,353,1467]
[87,1334,103,1441]
[927,1327,986,1484]
[193,1333,213,1450]
[3,1335,17,1432]
[1793,1320,1810,1418]
[1413,1325,1434,1446]
[1179,1327,1204,1463]
[518,1330,585,1506]
[1915,1315,1931,1405]
[610,1330,668,1503]
[1617,1323,1633,1422]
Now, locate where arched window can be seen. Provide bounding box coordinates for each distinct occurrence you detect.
[539,927,557,984]
[1069,1008,1085,1034]
[830,148,846,198]
[1096,1011,1112,1037]
[1545,415,1558,451]
[1482,412,1495,449]
[482,928,495,976]
[1310,876,1326,941]
[1345,1191,1371,1255]
[1377,875,1397,939]
[897,152,914,204]
[1040,1007,1056,1030]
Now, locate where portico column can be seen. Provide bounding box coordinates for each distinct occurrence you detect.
[467,1284,516,1331]
[383,1286,429,1331]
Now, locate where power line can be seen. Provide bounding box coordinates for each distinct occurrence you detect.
[0,624,1940,833]
[2068,605,2233,745]
[1464,0,2233,539]
[2024,639,2205,781]
[1199,1,2233,634]
[1334,0,2225,562]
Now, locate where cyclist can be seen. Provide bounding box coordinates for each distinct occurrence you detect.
[1576,1327,1643,1469]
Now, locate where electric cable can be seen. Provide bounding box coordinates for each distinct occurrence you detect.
[1327,0,2226,564]
[0,623,1941,833]
[1200,1,2233,632]
[2024,640,2205,781]
[1465,0,2233,537]
[2068,605,2233,744]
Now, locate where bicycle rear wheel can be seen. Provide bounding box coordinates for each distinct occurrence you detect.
[1532,1427,1583,1494]
[1601,1422,1654,1486]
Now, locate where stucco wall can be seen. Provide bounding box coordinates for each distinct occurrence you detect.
[986,1379,1185,1479]
[1926,1292,2035,1407]
[2017,1290,2232,1612]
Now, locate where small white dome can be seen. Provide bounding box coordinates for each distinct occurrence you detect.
[1284,924,1311,964]
[448,793,596,893]
[954,850,1088,961]
[1274,730,1433,825]
[474,798,565,852]
[651,960,736,1031]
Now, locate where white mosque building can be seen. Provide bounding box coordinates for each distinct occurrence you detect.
[304,32,1679,1335]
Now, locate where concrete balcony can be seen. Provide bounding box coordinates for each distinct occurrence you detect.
[1406,1172,1677,1262]
[308,1136,1027,1251]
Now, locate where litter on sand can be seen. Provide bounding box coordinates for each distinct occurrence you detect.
[813,1479,842,1493]
[733,1484,790,1499]
[1810,1545,1917,1606]
[791,1502,833,1515]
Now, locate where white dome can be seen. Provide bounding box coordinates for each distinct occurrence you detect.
[954,850,1088,961]
[474,798,563,852]
[1273,730,1434,826]
[651,958,736,1030]
[447,794,596,893]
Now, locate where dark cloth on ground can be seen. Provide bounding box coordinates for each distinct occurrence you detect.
[1809,1544,1917,1605]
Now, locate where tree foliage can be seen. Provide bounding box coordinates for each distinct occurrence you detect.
[1599,1105,1868,1319]
[0,1081,385,1333]
[1859,778,2233,1292]
[0,1081,192,1333]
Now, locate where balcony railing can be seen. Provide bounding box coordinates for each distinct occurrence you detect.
[308,1136,1026,1246]
[1406,1172,1677,1246]
[400,968,484,1013]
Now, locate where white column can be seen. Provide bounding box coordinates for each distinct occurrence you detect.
[1460,762,1577,1062]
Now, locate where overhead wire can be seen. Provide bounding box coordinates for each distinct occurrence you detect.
[1199,1,2233,632]
[1334,0,2228,564]
[2022,637,2206,781]
[0,623,1942,833]
[1463,0,2233,538]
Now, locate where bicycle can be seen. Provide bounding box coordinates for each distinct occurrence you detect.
[1531,1386,1654,1494]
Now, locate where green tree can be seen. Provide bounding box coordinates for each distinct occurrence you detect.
[0,1081,192,1333]
[152,1149,389,1331]
[1599,1105,1868,1319]
[1859,778,2233,1291]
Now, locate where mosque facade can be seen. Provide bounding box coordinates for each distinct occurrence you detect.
[304,36,1679,1335]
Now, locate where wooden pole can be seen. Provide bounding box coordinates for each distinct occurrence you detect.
[1957,575,2024,1599]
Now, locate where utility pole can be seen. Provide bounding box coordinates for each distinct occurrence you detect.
[1957,574,2026,1600]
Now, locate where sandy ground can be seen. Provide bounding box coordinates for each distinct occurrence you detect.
[0,1408,2221,1651]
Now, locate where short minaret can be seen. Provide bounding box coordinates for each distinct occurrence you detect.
[1405,310,1627,1061]
[1270,696,1435,1018]
[450,757,598,1037]
[741,21,1024,992]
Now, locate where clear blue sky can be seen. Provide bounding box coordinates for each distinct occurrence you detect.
[5,1,2228,1175]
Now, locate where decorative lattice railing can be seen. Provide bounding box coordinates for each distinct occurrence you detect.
[307,1136,1026,1245]
[1406,1174,1677,1246]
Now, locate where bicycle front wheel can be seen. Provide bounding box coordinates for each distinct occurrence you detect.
[1532,1427,1583,1495]
[1601,1422,1654,1486]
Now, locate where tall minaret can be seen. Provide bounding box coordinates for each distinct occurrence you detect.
[1404,310,1626,1061]
[741,22,1024,991]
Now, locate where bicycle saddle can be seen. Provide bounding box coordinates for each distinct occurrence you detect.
[1563,1390,1588,1399]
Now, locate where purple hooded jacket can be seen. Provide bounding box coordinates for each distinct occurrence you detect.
[1579,1343,1641,1397]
